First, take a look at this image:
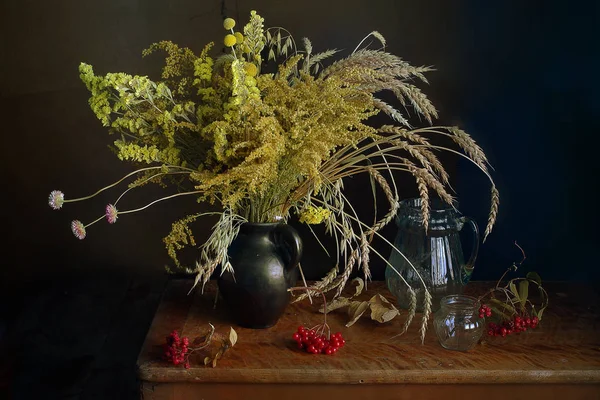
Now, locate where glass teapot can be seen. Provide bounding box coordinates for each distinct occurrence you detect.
[385,198,480,312]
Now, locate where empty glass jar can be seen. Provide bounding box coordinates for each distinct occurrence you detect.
[433,295,484,351]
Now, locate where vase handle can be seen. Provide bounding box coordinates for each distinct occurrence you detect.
[272,224,303,271]
[459,217,480,284]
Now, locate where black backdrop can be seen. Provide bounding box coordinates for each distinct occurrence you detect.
[1,0,598,290]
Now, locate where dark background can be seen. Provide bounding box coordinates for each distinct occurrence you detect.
[0,0,598,397]
[2,0,598,284]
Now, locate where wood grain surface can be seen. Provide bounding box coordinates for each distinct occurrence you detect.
[137,279,600,387]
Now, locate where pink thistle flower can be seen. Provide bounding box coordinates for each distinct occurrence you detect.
[105,204,118,224]
[71,220,86,240]
[48,190,65,210]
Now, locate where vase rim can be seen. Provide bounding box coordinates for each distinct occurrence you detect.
[400,197,459,213]
[439,294,480,311]
[241,221,287,226]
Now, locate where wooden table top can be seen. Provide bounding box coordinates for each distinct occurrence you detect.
[137,279,600,385]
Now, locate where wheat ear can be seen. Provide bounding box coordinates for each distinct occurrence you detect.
[483,185,500,241]
[291,266,338,303]
[419,291,433,344]
[333,248,360,298]
[414,171,430,232]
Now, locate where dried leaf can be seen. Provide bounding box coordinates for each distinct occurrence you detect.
[369,294,400,323]
[351,277,365,297]
[228,327,238,347]
[346,300,369,327]
[211,348,224,368]
[319,296,351,313]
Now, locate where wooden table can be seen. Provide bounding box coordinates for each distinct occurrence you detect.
[137,280,600,399]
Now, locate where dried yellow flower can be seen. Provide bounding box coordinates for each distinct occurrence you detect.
[223,18,236,30]
[244,62,257,77]
[224,34,237,47]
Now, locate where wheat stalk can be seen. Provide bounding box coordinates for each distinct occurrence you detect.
[447,127,489,172]
[390,287,417,339]
[419,290,433,344]
[484,185,499,241]
[291,265,338,303]
[333,247,360,298]
[413,171,431,232]
[359,234,371,282]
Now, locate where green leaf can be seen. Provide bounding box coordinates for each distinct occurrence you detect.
[509,282,520,302]
[489,305,511,320]
[526,272,542,285]
[489,298,516,314]
[537,306,546,320]
[518,280,529,309]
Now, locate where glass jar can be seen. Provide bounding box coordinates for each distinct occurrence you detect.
[433,295,484,351]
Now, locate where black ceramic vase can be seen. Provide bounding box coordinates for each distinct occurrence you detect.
[217,222,302,329]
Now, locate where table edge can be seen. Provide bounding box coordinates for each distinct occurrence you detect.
[136,364,600,385]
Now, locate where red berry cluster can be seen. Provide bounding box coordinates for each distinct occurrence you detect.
[487,315,539,337]
[478,304,492,318]
[292,326,345,355]
[164,330,191,369]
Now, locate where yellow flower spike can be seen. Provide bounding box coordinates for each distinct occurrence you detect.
[244,76,257,87]
[223,18,236,30]
[244,62,258,77]
[224,34,237,47]
[234,32,244,44]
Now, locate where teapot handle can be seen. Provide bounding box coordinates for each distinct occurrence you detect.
[460,217,480,284]
[272,224,303,271]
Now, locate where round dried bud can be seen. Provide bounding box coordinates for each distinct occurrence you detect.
[244,62,258,77]
[224,34,237,47]
[223,18,236,30]
[234,32,244,44]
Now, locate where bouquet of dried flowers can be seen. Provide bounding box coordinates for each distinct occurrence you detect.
[48,11,499,340]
